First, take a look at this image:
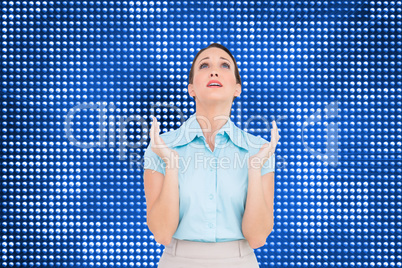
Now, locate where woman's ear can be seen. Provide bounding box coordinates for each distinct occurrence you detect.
[188,83,195,98]
[234,83,241,97]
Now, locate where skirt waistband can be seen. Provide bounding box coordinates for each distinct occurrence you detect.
[163,238,254,259]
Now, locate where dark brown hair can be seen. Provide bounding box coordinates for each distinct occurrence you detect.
[188,43,241,103]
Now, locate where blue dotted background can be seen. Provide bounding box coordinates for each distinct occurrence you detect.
[1,1,401,267]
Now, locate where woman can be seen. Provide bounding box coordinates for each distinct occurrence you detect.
[143,43,280,267]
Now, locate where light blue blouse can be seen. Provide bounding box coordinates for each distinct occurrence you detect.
[143,113,275,242]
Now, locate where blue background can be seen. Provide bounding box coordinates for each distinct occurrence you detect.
[1,1,401,267]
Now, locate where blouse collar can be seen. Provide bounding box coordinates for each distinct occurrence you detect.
[172,113,249,151]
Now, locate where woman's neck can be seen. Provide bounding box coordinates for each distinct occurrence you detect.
[194,103,231,142]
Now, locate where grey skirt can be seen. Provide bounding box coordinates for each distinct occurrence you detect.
[157,238,260,268]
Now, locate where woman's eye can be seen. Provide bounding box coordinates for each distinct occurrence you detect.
[200,63,208,69]
[222,63,230,69]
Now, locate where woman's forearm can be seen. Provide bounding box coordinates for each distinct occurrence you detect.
[147,165,180,246]
[242,169,274,249]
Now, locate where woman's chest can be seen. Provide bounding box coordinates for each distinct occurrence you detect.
[175,144,250,201]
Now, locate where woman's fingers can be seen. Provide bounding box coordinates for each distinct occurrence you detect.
[276,120,280,141]
[152,117,160,146]
[150,117,154,145]
[271,120,280,144]
[155,116,159,134]
[151,116,167,150]
[151,116,162,148]
[259,120,280,158]
[270,121,277,146]
[150,117,156,146]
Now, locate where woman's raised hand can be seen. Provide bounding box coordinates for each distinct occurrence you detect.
[248,120,280,170]
[150,116,179,169]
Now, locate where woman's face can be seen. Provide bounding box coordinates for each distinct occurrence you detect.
[188,47,241,105]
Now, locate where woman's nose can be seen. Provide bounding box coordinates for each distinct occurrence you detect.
[210,71,218,77]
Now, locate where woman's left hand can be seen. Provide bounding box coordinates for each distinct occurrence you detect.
[248,120,280,170]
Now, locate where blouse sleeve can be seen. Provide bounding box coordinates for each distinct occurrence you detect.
[143,143,166,175]
[261,152,275,176]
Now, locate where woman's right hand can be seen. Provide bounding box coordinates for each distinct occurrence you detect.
[150,116,179,169]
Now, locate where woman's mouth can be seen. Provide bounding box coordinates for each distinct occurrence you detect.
[207,80,222,87]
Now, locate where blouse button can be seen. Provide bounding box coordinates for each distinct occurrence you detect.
[208,223,214,229]
[208,194,214,200]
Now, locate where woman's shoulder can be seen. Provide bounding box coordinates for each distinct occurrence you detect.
[237,127,270,151]
[158,126,182,147]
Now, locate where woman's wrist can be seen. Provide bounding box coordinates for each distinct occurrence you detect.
[163,151,179,169]
[248,167,262,175]
[165,162,179,170]
[248,158,264,171]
